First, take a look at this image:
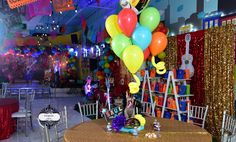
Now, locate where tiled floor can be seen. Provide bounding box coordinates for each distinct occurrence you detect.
[1,95,90,142]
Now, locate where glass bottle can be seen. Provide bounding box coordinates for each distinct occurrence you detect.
[153,119,161,137]
[133,126,138,136]
[106,122,112,132]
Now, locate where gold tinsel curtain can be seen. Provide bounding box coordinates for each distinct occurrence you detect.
[165,36,178,69]
[204,25,235,137]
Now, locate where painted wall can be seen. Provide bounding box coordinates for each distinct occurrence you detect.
[204,0,218,13]
[148,0,219,34]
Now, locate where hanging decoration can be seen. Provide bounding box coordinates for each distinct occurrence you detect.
[7,0,36,9]
[204,25,234,137]
[52,0,75,12]
[164,36,178,69]
[26,0,52,20]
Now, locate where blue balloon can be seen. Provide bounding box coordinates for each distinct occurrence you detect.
[108,55,114,61]
[131,26,152,51]
[24,49,30,54]
[99,60,105,66]
[136,23,140,28]
[104,68,110,74]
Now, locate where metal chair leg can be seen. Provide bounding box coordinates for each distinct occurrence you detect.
[30,116,34,131]
[16,118,19,133]
[25,117,28,137]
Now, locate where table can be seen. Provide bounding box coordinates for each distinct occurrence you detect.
[64,117,212,142]
[0,98,19,140]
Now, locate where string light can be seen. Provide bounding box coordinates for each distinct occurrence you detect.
[95,45,101,57]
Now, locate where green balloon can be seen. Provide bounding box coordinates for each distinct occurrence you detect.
[140,7,160,32]
[105,38,110,44]
[111,34,132,59]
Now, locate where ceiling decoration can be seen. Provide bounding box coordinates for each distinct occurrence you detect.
[26,0,52,20]
[52,0,74,12]
[7,0,36,9]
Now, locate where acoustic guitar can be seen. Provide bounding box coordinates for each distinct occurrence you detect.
[180,34,194,77]
[26,60,37,75]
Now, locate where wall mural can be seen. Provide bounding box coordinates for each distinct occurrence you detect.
[148,0,220,34]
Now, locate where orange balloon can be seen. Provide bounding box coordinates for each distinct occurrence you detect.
[149,32,167,56]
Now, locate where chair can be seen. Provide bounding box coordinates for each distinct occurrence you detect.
[78,100,98,122]
[221,110,236,142]
[1,82,8,98]
[18,88,35,110]
[11,90,35,136]
[187,103,209,128]
[222,133,236,142]
[38,106,68,142]
[136,102,155,117]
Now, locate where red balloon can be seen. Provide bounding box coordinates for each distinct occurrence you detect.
[159,27,168,35]
[143,48,150,60]
[149,32,168,56]
[158,22,165,28]
[118,8,137,37]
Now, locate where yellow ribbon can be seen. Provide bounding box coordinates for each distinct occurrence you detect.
[151,56,167,75]
[128,74,140,94]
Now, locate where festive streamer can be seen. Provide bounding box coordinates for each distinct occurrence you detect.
[7,0,36,9]
[52,0,75,12]
[26,0,52,20]
[204,25,234,137]
[177,31,205,106]
[128,74,140,94]
[165,36,178,69]
[151,56,166,75]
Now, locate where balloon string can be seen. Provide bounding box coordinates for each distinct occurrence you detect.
[151,56,167,75]
[128,74,140,94]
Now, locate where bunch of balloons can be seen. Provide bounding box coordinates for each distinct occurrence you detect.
[98,46,115,74]
[105,0,168,94]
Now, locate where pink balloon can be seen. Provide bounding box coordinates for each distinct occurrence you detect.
[118,8,137,37]
[144,47,150,60]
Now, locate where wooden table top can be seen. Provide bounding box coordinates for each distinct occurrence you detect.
[64,117,212,142]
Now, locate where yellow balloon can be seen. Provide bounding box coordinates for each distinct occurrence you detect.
[122,45,144,73]
[128,74,140,94]
[152,56,167,75]
[105,15,122,38]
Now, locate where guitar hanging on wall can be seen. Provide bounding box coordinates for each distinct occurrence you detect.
[26,60,37,75]
[180,34,194,77]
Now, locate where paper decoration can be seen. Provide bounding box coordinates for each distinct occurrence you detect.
[104,107,123,118]
[26,0,52,20]
[7,0,37,9]
[52,0,75,12]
